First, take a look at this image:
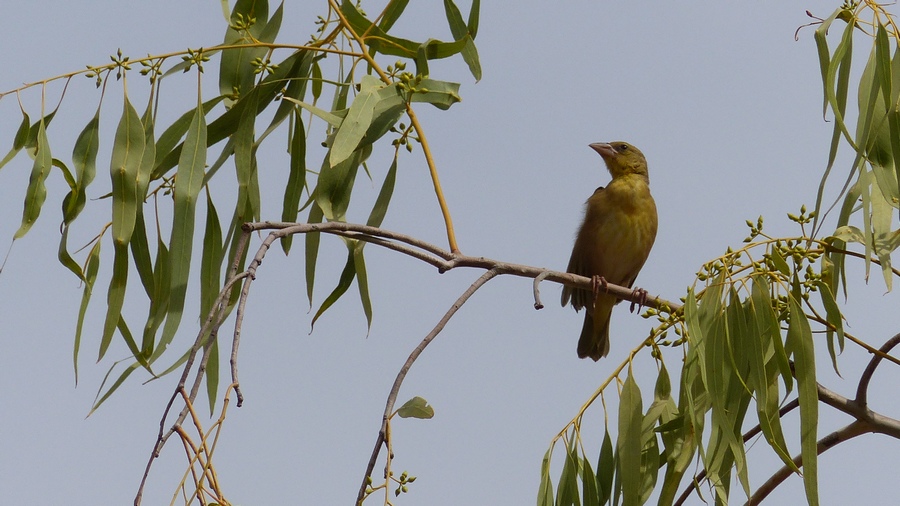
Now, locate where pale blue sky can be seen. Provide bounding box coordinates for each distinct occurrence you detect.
[1,2,898,505]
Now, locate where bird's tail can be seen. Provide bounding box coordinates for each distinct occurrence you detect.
[577,296,613,361]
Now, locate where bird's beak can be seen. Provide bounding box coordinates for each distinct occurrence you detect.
[589,142,615,159]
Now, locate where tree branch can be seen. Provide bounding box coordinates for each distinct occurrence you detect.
[355,268,500,505]
[856,332,900,407]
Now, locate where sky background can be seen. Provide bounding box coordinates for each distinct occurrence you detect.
[1,1,899,505]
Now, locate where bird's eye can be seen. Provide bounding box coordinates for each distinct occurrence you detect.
[617,144,628,152]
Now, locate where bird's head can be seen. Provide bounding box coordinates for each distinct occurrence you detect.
[589,141,648,179]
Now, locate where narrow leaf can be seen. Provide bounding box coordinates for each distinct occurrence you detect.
[618,371,643,506]
[99,243,129,361]
[73,240,101,384]
[310,246,356,331]
[63,111,100,224]
[787,295,819,506]
[281,111,307,253]
[110,95,145,245]
[158,106,208,358]
[14,120,51,238]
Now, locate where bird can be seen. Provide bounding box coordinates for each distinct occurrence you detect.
[561,141,658,360]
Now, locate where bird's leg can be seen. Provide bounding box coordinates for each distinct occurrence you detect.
[591,275,609,302]
[629,287,649,313]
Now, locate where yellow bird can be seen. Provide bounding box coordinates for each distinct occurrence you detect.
[561,141,658,360]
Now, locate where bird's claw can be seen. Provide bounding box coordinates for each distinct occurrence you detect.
[629,287,649,313]
[591,275,609,302]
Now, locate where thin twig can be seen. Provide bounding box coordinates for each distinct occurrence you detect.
[356,269,500,505]
[135,231,252,506]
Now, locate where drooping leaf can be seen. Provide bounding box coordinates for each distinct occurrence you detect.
[220,0,270,102]
[200,191,224,319]
[73,239,102,385]
[538,448,555,506]
[329,75,384,167]
[109,95,145,246]
[367,154,398,228]
[442,0,482,80]
[99,243,129,361]
[596,425,615,505]
[352,241,372,333]
[281,110,307,254]
[786,295,819,506]
[234,88,260,221]
[379,0,410,32]
[63,111,100,224]
[14,120,51,238]
[310,245,357,331]
[305,202,324,308]
[158,106,208,359]
[0,111,30,171]
[556,436,580,506]
[618,370,643,506]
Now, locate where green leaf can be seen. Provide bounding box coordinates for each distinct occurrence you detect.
[816,279,845,376]
[379,0,410,32]
[91,359,142,414]
[110,95,146,245]
[596,426,615,505]
[363,84,406,145]
[57,226,84,282]
[206,336,220,416]
[538,448,554,506]
[786,295,819,506]
[284,96,346,127]
[556,436,580,506]
[442,0,482,80]
[259,50,314,142]
[751,276,792,391]
[281,111,307,254]
[580,452,599,506]
[142,235,170,357]
[352,241,372,333]
[409,78,462,110]
[63,111,100,224]
[158,106,208,359]
[396,396,434,419]
[367,154,398,228]
[99,243,129,361]
[200,191,224,319]
[305,202,324,308]
[316,144,370,221]
[152,95,226,179]
[330,75,383,167]
[14,120,51,238]
[618,370,642,506]
[131,212,155,299]
[310,246,357,331]
[746,277,797,472]
[220,0,270,101]
[0,111,30,171]
[137,98,157,204]
[234,88,260,221]
[73,239,102,385]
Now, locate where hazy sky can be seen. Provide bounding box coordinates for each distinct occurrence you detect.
[2,2,899,505]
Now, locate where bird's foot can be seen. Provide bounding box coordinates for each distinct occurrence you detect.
[591,275,609,302]
[629,287,649,313]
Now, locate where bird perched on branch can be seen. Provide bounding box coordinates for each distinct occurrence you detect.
[561,141,658,360]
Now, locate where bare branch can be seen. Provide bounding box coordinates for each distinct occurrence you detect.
[746,420,869,505]
[356,268,501,505]
[856,332,900,407]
